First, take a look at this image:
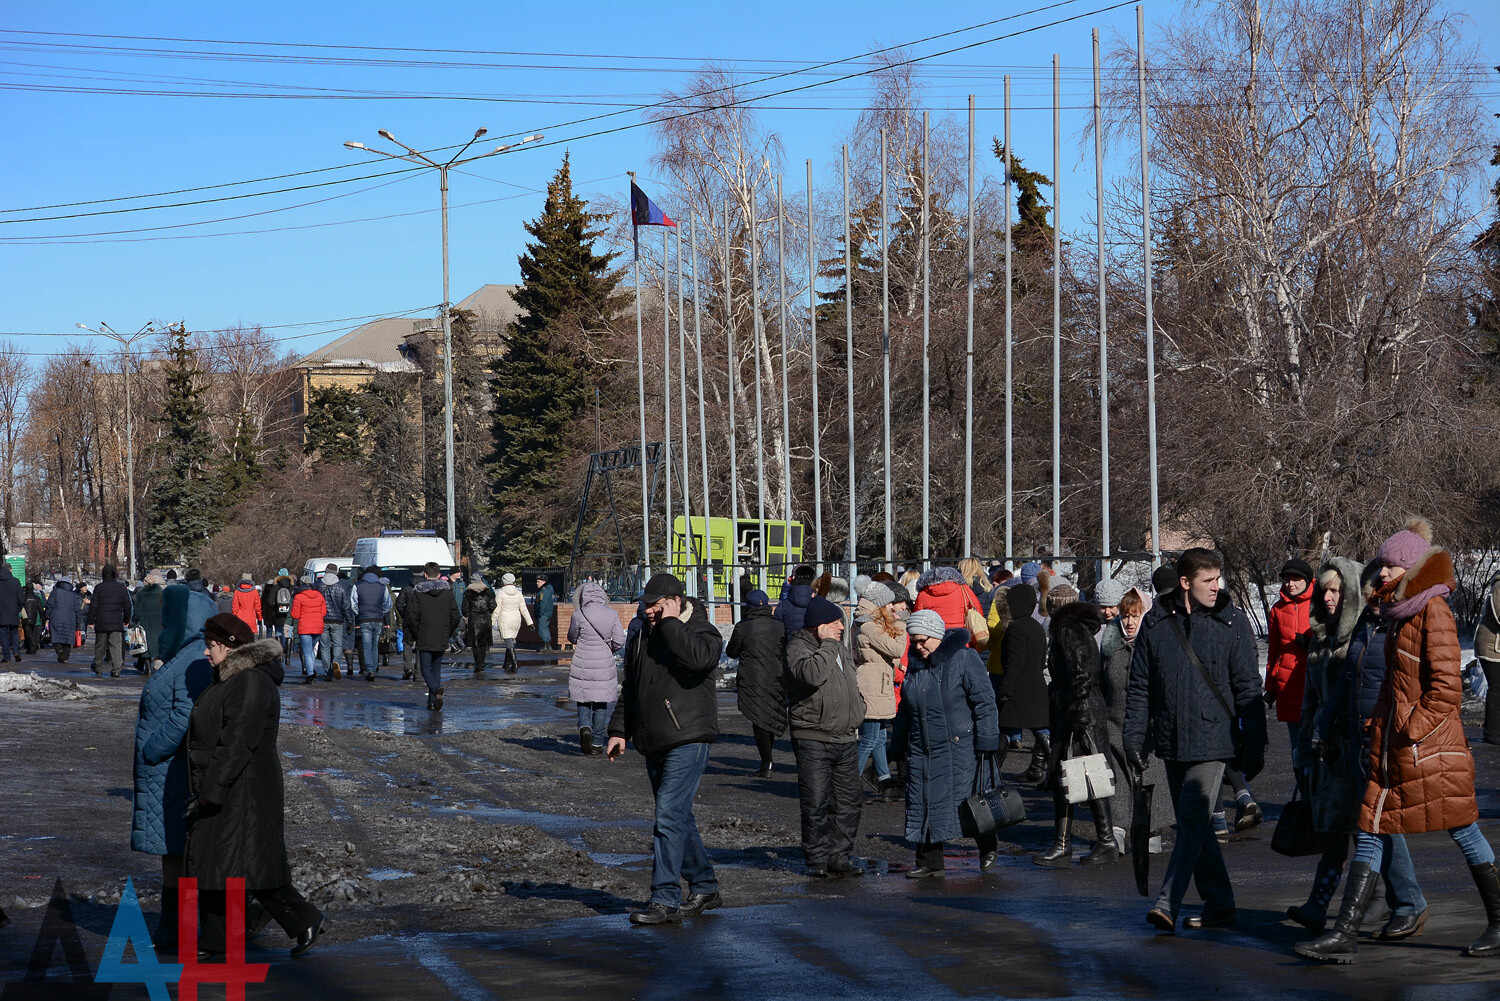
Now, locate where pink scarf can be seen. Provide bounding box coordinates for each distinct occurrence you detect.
[1378,583,1451,623]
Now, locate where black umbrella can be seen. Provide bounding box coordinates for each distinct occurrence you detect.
[1132,780,1154,897]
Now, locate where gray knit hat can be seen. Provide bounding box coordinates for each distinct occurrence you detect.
[906,609,947,640]
[1094,579,1127,608]
[862,580,895,608]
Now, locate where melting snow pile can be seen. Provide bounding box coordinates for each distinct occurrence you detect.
[0,671,98,701]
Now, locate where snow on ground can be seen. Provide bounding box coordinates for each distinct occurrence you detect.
[0,671,98,700]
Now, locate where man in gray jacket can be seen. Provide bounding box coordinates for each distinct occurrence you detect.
[785,595,866,879]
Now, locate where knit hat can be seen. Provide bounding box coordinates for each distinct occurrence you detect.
[827,576,850,604]
[1047,583,1080,615]
[803,595,843,630]
[1279,557,1315,581]
[1151,564,1179,596]
[852,574,872,595]
[204,612,255,648]
[1094,578,1127,608]
[1377,518,1433,571]
[905,609,947,640]
[862,581,895,608]
[746,589,770,607]
[502,572,516,585]
[887,581,912,605]
[277,568,289,577]
[1019,561,1042,586]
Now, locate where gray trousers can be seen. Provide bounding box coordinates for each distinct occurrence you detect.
[93,630,125,674]
[1156,760,1233,918]
[320,622,345,675]
[791,737,862,868]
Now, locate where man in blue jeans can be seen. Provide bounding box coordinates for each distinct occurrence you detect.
[351,566,392,682]
[606,572,725,926]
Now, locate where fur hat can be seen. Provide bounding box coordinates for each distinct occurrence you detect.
[204,612,255,648]
[862,581,895,608]
[804,595,843,630]
[1377,517,1434,571]
[905,609,947,640]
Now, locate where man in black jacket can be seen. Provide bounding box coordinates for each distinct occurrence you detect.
[1125,547,1267,933]
[89,564,133,678]
[606,572,724,926]
[0,559,23,662]
[405,562,461,710]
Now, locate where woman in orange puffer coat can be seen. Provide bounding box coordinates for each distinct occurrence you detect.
[1265,558,1315,755]
[912,566,985,651]
[1295,519,1500,963]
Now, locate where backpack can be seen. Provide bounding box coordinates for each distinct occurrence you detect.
[276,586,292,615]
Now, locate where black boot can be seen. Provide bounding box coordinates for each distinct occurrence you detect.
[151,887,179,954]
[1079,798,1121,865]
[503,647,518,673]
[1019,732,1051,785]
[1033,805,1072,868]
[1467,861,1500,957]
[1295,862,1377,963]
[1288,858,1344,933]
[579,727,593,755]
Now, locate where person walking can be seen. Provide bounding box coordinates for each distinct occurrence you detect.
[22,581,44,656]
[133,572,166,673]
[785,595,866,879]
[131,578,216,952]
[890,610,1002,877]
[289,576,326,684]
[535,576,558,652]
[186,613,326,959]
[262,570,294,660]
[774,565,816,635]
[605,572,724,926]
[1099,587,1164,840]
[351,567,392,681]
[1475,574,1500,745]
[1266,557,1316,763]
[462,575,497,675]
[853,579,903,798]
[1297,519,1500,962]
[317,569,352,681]
[0,559,24,662]
[230,574,263,637]
[726,590,788,778]
[1033,596,1121,868]
[89,564,133,678]
[994,584,1050,780]
[406,562,460,711]
[492,572,532,673]
[45,576,84,663]
[567,580,626,755]
[1125,547,1268,933]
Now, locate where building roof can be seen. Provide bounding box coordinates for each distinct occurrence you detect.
[297,285,523,370]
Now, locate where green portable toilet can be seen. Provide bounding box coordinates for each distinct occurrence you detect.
[5,555,24,586]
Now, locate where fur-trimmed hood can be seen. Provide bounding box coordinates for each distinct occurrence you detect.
[215,638,284,684]
[1050,600,1106,636]
[1392,547,1456,601]
[1309,557,1364,650]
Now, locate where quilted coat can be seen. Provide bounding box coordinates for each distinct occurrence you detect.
[1265,582,1314,722]
[913,567,985,651]
[131,584,216,855]
[1359,547,1478,835]
[726,603,788,734]
[773,583,814,635]
[1296,558,1366,835]
[45,581,84,642]
[567,581,625,703]
[890,629,1000,844]
[186,638,291,891]
[854,598,904,721]
[492,583,532,640]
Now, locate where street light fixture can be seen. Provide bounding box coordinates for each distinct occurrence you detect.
[76,320,157,581]
[344,128,544,550]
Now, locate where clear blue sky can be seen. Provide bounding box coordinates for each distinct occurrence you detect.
[2,0,1496,364]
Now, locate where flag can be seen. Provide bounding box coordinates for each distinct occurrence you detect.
[630,180,676,257]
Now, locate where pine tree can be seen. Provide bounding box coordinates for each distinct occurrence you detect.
[145,327,220,566]
[302,385,364,463]
[487,153,624,569]
[991,141,1056,296]
[216,409,263,499]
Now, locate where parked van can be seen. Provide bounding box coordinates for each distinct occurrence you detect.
[350,531,457,591]
[304,556,356,582]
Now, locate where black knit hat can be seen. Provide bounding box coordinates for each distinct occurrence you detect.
[1151,564,1179,596]
[1280,557,1315,581]
[804,595,843,630]
[204,612,255,649]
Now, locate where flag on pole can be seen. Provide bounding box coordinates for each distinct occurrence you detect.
[630,180,676,257]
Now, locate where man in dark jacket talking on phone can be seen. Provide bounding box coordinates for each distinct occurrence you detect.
[606,572,724,926]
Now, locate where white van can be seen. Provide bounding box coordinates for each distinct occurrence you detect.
[350,531,457,591]
[304,556,356,582]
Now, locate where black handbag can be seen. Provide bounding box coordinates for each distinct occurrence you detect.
[960,754,1026,838]
[1271,785,1324,857]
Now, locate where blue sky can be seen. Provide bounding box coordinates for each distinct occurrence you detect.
[2,0,1497,365]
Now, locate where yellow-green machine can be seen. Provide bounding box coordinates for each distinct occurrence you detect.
[670,516,804,599]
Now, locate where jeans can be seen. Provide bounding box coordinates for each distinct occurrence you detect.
[320,622,345,676]
[358,621,381,674]
[1356,823,1495,870]
[576,701,612,733]
[418,649,444,697]
[791,738,863,869]
[643,742,717,908]
[298,634,319,675]
[857,720,892,780]
[0,625,18,659]
[1285,720,1303,772]
[94,630,125,674]
[1156,760,1234,919]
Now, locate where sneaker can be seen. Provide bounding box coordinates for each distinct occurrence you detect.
[628,903,683,926]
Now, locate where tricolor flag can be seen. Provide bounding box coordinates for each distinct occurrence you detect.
[630,180,676,257]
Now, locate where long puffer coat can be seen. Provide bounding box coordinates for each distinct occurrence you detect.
[567,581,625,703]
[131,584,216,855]
[994,584,1048,729]
[1265,583,1314,723]
[1297,557,1366,835]
[132,583,166,662]
[186,638,291,891]
[1042,602,1111,788]
[493,583,533,640]
[726,603,788,735]
[463,582,497,647]
[1360,547,1478,835]
[45,581,84,643]
[890,629,1000,844]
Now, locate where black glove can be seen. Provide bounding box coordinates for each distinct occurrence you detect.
[1126,749,1148,775]
[184,797,218,829]
[1264,690,1277,709]
[1320,740,1341,765]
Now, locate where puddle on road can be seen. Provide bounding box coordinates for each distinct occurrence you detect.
[280,690,570,735]
[368,867,416,881]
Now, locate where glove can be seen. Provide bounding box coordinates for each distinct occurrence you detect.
[1320,740,1341,765]
[1126,749,1148,775]
[1264,690,1278,709]
[184,797,219,830]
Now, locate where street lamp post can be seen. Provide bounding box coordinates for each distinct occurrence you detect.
[344,129,543,550]
[76,320,156,582]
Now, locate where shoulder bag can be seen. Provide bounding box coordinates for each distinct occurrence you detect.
[1165,611,1247,771]
[960,753,1026,838]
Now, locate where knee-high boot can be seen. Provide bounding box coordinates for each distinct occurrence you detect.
[1295,862,1378,963]
[1468,862,1500,957]
[1033,800,1072,868]
[1079,797,1121,865]
[1019,731,1051,784]
[1288,858,1344,933]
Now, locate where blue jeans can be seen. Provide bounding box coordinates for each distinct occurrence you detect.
[577,702,612,733]
[359,621,381,673]
[643,742,717,908]
[1286,720,1302,772]
[1356,823,1495,871]
[857,720,891,780]
[298,634,318,675]
[320,622,345,675]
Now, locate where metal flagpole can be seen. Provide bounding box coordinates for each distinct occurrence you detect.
[881,128,893,575]
[1139,4,1162,565]
[724,200,742,615]
[663,228,674,573]
[843,145,857,586]
[676,228,696,596]
[807,159,823,570]
[691,215,713,615]
[1004,78,1014,568]
[751,188,768,593]
[1094,29,1111,580]
[964,95,976,558]
[1051,54,1062,561]
[921,111,931,570]
[630,174,651,581]
[776,175,793,578]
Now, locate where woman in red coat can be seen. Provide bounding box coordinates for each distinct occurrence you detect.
[912,567,984,651]
[1265,557,1315,759]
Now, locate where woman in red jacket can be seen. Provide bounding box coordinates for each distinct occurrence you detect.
[912,566,984,651]
[289,577,327,684]
[1266,557,1315,761]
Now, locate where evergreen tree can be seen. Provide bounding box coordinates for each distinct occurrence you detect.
[991,141,1056,296]
[303,385,364,463]
[145,327,220,566]
[216,409,263,499]
[487,153,624,569]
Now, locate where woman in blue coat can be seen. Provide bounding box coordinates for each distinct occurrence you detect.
[44,578,84,663]
[890,610,1001,877]
[131,581,216,952]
